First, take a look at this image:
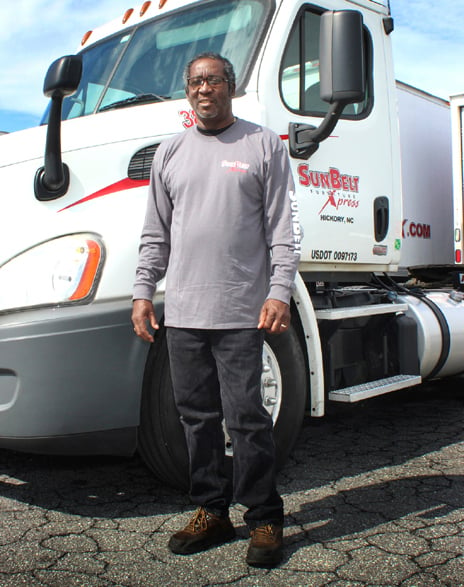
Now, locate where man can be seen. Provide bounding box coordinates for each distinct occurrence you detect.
[132,53,301,568]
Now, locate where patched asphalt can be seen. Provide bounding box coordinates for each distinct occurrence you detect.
[0,378,462,586]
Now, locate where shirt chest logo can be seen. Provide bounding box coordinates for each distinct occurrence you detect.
[221,160,250,173]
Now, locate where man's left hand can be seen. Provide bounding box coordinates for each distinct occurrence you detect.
[257,299,290,334]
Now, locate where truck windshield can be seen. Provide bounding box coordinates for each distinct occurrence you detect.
[41,0,269,122]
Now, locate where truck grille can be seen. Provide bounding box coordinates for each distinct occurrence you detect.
[128,144,159,180]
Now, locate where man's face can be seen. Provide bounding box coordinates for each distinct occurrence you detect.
[186,58,235,129]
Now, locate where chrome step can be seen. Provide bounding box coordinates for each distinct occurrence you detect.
[315,302,408,320]
[328,374,422,403]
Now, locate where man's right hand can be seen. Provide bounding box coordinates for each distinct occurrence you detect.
[132,299,159,342]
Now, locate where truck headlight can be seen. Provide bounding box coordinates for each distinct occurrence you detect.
[0,234,105,313]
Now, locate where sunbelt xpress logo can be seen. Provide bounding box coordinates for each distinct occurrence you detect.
[297,165,360,222]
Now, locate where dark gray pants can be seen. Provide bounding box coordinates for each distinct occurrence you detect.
[166,327,283,528]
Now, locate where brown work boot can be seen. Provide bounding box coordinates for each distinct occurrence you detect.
[246,524,283,567]
[168,507,235,555]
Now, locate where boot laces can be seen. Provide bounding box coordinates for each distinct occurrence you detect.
[186,507,209,533]
[252,524,278,542]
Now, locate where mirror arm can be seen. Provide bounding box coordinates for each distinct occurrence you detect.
[308,101,345,143]
[289,101,345,160]
[34,95,69,201]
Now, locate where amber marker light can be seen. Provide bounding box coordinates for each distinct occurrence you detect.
[140,1,151,16]
[159,0,168,8]
[122,8,134,23]
[69,240,103,301]
[81,30,92,45]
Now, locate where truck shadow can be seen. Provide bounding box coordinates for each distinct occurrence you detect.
[281,376,464,488]
[277,472,463,563]
[0,377,462,538]
[275,377,464,555]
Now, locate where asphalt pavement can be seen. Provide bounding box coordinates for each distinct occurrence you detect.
[0,378,463,586]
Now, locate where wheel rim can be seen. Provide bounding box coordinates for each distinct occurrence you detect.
[224,341,283,456]
[261,341,283,422]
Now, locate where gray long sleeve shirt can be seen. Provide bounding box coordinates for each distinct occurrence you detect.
[133,118,301,329]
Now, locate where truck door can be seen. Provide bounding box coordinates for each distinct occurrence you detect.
[257,1,402,272]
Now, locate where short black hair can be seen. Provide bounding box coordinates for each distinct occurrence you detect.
[184,53,236,95]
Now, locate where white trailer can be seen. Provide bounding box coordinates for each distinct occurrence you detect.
[397,82,453,272]
[451,93,464,267]
[0,0,463,488]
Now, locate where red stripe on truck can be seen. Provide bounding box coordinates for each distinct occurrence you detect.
[58,178,149,212]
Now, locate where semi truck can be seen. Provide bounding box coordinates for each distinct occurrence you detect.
[0,0,462,489]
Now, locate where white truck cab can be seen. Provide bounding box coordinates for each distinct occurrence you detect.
[0,0,462,488]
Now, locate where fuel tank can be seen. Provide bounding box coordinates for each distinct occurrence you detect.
[399,290,464,378]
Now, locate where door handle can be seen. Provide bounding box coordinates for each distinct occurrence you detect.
[374,196,389,242]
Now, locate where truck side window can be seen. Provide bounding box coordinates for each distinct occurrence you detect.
[280,7,371,117]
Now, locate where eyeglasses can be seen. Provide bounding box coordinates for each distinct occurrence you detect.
[187,75,229,89]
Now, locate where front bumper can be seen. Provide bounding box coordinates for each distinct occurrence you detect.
[0,299,157,455]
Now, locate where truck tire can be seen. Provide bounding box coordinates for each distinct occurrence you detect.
[138,324,307,490]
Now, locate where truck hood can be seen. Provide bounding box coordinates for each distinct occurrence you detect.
[0,100,189,264]
[0,98,191,168]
